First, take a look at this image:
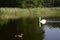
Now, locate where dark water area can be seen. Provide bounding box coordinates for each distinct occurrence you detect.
[0,17,44,40]
[0,17,60,40]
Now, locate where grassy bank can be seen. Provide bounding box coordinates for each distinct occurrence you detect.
[0,7,60,19]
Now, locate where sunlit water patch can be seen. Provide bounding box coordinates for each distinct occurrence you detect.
[43,23,60,40]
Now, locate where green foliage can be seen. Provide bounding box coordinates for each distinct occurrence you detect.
[0,0,60,8]
[0,0,44,8]
[0,9,5,15]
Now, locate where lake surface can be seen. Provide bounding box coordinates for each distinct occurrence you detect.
[0,17,60,40]
[43,23,60,40]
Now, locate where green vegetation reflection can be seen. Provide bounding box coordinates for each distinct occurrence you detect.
[0,17,44,40]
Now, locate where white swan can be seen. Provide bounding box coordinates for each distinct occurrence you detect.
[40,19,46,24]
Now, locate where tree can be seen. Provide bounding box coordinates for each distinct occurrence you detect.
[0,0,18,7]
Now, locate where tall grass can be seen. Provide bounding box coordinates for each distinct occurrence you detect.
[0,7,60,19]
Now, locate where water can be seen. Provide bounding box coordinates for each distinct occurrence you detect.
[43,24,60,40]
[43,18,60,40]
[0,17,60,40]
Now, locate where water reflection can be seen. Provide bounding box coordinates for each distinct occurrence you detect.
[43,24,60,40]
[46,23,60,28]
[43,22,60,40]
[0,17,44,40]
[1,17,60,40]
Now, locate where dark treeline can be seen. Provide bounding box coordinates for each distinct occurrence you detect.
[0,0,60,8]
[43,0,60,7]
[0,0,18,7]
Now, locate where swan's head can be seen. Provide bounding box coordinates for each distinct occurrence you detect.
[40,19,46,24]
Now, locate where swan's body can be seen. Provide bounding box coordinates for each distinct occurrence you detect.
[40,19,46,24]
[15,33,23,38]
